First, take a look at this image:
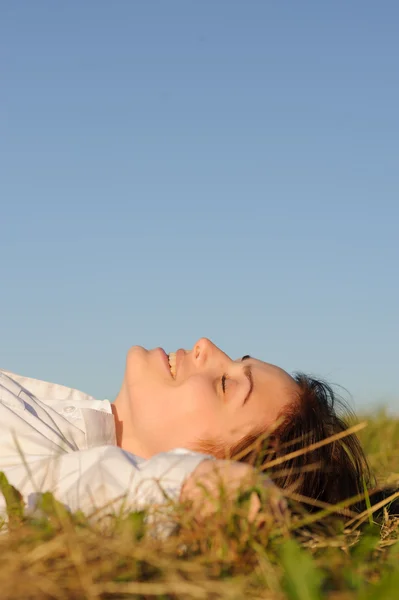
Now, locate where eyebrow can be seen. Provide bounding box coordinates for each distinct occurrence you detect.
[241,356,253,406]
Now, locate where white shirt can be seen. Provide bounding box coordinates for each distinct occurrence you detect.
[0,369,211,522]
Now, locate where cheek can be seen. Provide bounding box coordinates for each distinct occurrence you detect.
[143,378,221,431]
[180,378,217,407]
[174,379,223,432]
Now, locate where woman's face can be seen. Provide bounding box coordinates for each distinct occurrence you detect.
[122,338,299,458]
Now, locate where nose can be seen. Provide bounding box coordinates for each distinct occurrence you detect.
[192,337,211,365]
[192,337,230,367]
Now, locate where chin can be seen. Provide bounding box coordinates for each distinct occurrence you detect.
[126,345,148,364]
[128,344,146,355]
[125,346,147,381]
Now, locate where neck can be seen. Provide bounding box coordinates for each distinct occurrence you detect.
[112,380,148,457]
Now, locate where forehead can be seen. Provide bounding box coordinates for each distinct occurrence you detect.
[244,358,299,428]
[234,356,298,394]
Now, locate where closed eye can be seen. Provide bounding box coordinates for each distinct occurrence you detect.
[221,356,252,396]
[241,355,253,405]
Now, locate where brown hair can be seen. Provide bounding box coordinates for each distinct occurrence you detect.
[198,374,373,514]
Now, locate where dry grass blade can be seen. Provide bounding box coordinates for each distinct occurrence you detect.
[283,490,358,518]
[262,421,367,470]
[22,533,69,565]
[346,489,399,529]
[93,580,208,598]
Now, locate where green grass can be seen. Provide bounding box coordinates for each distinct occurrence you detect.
[1,411,398,600]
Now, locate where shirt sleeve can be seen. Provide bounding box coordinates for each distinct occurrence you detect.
[0,445,212,521]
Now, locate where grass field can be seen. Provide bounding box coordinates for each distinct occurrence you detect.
[0,411,398,600]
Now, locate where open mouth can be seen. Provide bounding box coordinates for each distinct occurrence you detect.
[167,352,177,378]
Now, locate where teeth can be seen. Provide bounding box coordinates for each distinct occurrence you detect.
[168,352,177,378]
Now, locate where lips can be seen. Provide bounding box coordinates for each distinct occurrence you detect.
[158,348,173,377]
[158,347,187,379]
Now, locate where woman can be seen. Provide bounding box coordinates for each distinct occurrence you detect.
[0,338,371,526]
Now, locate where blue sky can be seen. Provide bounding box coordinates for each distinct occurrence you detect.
[1,1,398,412]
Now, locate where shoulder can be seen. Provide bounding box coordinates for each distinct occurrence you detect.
[0,369,97,406]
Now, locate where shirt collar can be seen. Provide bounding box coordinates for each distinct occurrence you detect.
[80,403,117,447]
